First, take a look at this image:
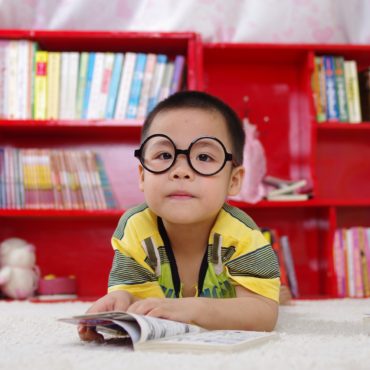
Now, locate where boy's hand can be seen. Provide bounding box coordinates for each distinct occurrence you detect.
[78,290,135,342]
[127,297,199,324]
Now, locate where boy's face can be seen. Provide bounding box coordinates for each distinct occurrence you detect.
[138,107,244,226]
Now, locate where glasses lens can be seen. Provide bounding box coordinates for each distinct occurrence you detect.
[141,136,175,173]
[189,138,226,175]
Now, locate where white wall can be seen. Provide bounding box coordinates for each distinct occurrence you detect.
[0,0,369,44]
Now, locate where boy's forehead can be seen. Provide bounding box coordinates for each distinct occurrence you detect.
[147,107,232,146]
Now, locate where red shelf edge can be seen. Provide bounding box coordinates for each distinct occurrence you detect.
[0,119,143,128]
[316,122,370,130]
[0,209,124,217]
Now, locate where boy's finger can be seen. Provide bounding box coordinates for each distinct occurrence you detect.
[78,325,104,342]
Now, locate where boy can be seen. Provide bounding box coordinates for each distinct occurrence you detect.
[79,91,280,342]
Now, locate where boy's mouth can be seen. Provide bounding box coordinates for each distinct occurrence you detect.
[167,191,195,199]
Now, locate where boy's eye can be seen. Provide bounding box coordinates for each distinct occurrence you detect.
[197,153,213,162]
[157,152,173,160]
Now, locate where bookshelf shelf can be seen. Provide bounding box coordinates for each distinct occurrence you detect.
[230,199,370,209]
[316,122,370,131]
[0,209,124,218]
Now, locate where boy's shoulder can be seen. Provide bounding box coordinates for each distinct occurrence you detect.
[219,203,259,230]
[112,203,156,240]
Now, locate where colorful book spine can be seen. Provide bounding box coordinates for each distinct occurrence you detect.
[105,53,124,119]
[75,52,89,119]
[126,53,147,119]
[0,41,8,118]
[333,229,346,297]
[333,56,349,122]
[170,55,185,95]
[280,235,299,298]
[87,52,104,119]
[147,54,167,114]
[66,52,80,119]
[137,53,156,120]
[97,52,114,119]
[344,60,362,123]
[59,52,70,120]
[33,51,48,120]
[158,61,174,101]
[358,67,370,122]
[17,41,32,119]
[7,41,19,119]
[358,227,370,297]
[323,56,339,122]
[95,153,116,209]
[114,52,136,119]
[352,227,364,297]
[82,52,96,119]
[46,52,61,120]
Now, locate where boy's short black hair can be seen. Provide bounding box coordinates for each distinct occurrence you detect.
[141,91,245,165]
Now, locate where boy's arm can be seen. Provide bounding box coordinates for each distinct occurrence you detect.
[127,286,278,332]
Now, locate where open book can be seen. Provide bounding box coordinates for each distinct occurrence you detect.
[59,311,278,353]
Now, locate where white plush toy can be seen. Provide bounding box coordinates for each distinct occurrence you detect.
[0,238,39,299]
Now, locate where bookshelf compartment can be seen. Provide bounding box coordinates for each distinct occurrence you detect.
[0,215,119,297]
[315,129,370,200]
[202,44,313,185]
[335,206,370,229]
[244,206,331,297]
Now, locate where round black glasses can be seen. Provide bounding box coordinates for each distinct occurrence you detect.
[134,134,235,176]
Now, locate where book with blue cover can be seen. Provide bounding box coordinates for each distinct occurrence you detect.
[126,53,147,119]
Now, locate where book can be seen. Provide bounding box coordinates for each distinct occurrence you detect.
[59,311,278,352]
[323,55,339,122]
[333,56,349,122]
[263,176,309,201]
[105,53,124,119]
[344,60,362,123]
[34,50,48,120]
[266,194,310,202]
[114,52,136,119]
[280,235,299,298]
[126,53,147,119]
[358,67,370,122]
[266,179,307,197]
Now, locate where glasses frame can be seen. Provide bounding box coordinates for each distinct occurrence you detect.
[134,134,236,176]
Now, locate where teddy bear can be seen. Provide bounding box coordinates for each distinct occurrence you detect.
[0,237,39,299]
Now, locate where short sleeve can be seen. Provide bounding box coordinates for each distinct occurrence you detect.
[108,210,165,299]
[225,229,280,302]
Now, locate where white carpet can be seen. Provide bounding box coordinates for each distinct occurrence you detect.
[0,299,369,370]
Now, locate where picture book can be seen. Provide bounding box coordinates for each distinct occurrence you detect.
[59,311,278,353]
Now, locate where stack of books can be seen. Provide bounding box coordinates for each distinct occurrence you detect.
[312,55,368,123]
[263,176,310,201]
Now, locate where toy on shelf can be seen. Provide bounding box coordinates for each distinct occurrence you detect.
[0,238,40,299]
[229,118,267,204]
[37,275,77,300]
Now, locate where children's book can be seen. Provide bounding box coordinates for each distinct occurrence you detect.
[59,311,278,353]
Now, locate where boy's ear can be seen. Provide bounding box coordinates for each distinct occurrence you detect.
[228,165,245,196]
[138,165,144,192]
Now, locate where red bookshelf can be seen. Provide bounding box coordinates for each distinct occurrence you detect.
[0,30,201,298]
[202,43,370,298]
[0,32,369,300]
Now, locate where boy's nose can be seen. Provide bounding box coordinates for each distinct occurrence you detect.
[169,155,193,179]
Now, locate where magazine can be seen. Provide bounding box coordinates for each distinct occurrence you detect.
[59,311,278,352]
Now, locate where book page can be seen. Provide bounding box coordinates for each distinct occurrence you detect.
[129,313,202,343]
[136,330,278,352]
